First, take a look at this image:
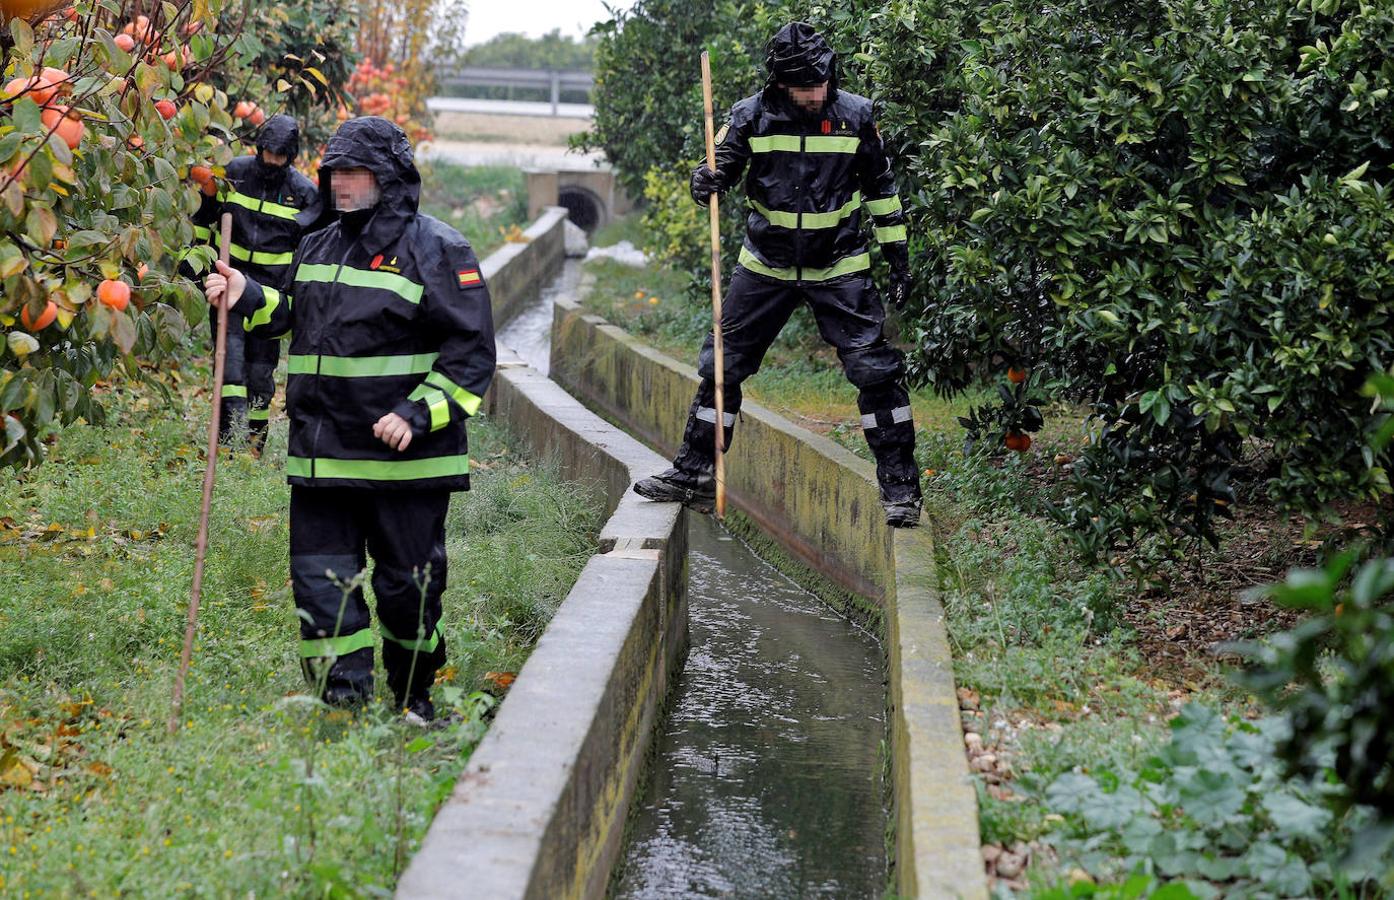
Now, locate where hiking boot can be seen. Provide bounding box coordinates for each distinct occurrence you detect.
[321,682,371,709]
[633,467,716,512]
[402,694,435,727]
[883,497,922,529]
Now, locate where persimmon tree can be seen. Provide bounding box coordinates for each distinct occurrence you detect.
[0,0,305,468]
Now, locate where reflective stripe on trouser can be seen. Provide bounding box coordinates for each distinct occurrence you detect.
[673,266,920,503]
[245,333,279,451]
[289,486,451,702]
[209,304,250,445]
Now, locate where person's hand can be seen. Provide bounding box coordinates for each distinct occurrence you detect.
[373,412,413,452]
[204,261,246,309]
[690,164,722,206]
[888,269,911,310]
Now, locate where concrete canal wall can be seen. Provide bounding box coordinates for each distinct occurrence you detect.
[549,296,987,899]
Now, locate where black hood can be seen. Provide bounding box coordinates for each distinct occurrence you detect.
[319,116,421,256]
[255,114,300,162]
[765,22,837,88]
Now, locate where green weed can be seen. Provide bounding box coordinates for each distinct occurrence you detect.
[0,363,600,895]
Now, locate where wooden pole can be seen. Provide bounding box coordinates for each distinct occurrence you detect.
[169,212,234,735]
[700,51,727,519]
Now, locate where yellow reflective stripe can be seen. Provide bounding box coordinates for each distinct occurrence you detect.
[193,224,212,241]
[749,135,802,153]
[221,384,247,399]
[221,189,301,221]
[286,352,438,377]
[226,242,294,267]
[805,135,859,153]
[738,246,871,282]
[295,263,424,305]
[425,389,450,432]
[247,407,270,422]
[751,191,862,230]
[300,627,375,659]
[749,134,860,154]
[244,286,282,332]
[286,455,470,481]
[864,195,902,216]
[874,225,908,243]
[381,623,440,653]
[409,371,483,416]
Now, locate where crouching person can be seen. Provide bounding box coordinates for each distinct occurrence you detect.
[204,117,496,723]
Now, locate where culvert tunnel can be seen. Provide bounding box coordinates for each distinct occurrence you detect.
[558,186,602,232]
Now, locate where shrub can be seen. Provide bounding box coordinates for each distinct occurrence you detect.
[782,0,1394,556]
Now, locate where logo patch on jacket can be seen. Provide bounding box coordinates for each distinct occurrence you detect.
[457,268,481,289]
[369,254,402,273]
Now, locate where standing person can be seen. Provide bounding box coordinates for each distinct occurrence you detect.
[195,114,323,454]
[203,117,496,723]
[633,22,922,527]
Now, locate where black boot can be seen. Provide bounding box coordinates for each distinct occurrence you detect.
[633,467,716,512]
[883,496,922,528]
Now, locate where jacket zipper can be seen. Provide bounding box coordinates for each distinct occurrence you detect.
[308,237,361,479]
[795,130,806,283]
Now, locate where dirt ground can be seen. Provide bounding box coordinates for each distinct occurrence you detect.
[432,112,589,146]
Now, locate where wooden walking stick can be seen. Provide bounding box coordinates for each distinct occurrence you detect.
[169,212,234,735]
[700,50,727,518]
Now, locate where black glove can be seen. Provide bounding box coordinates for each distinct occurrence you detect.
[882,241,911,309]
[888,269,911,310]
[690,163,722,206]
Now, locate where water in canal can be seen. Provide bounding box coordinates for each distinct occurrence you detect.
[499,261,888,898]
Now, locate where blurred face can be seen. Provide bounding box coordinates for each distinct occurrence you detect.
[782,81,829,113]
[330,167,379,212]
[260,149,289,168]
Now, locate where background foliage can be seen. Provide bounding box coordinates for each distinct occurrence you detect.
[588,0,1394,560]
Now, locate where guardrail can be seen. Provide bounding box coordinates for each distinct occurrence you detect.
[436,67,595,116]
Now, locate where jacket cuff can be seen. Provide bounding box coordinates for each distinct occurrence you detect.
[881,241,910,274]
[391,398,432,437]
[232,276,264,320]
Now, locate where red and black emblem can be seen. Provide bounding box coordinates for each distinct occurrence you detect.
[820,119,832,135]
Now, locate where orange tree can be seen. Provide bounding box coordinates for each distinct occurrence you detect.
[0,0,312,468]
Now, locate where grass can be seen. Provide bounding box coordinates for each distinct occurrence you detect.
[416,161,528,257]
[0,358,602,895]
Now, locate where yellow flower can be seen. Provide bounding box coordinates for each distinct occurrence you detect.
[633,290,644,299]
[648,297,660,305]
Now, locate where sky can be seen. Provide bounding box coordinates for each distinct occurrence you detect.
[462,0,639,47]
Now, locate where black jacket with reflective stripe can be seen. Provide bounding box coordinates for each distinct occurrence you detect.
[232,117,494,491]
[712,88,907,282]
[193,155,323,290]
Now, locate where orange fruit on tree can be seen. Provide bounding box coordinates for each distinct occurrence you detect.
[233,100,252,118]
[1007,366,1027,384]
[248,107,265,126]
[155,99,176,119]
[136,263,149,281]
[97,279,130,311]
[20,300,57,331]
[62,6,77,22]
[113,32,135,52]
[40,67,69,90]
[190,164,213,185]
[41,105,84,149]
[3,74,57,106]
[1004,432,1030,452]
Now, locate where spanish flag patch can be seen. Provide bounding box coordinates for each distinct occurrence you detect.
[457,268,481,289]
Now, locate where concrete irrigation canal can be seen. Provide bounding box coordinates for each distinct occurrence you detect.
[397,209,984,899]
[500,264,889,896]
